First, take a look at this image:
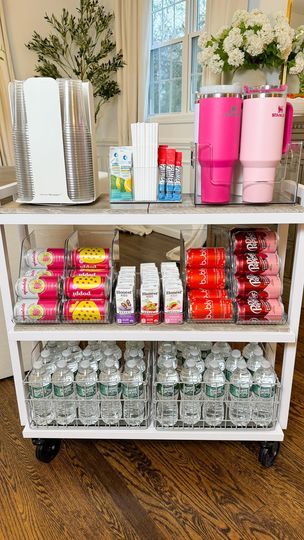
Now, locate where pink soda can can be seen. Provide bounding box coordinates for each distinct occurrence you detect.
[233,253,280,276]
[24,269,63,278]
[236,295,284,322]
[233,274,282,299]
[15,276,60,300]
[14,299,60,322]
[25,248,65,270]
[231,230,278,254]
[64,275,110,299]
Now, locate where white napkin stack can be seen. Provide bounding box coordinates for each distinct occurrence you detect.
[131,122,159,201]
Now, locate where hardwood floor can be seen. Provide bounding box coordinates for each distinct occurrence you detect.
[0,232,304,540]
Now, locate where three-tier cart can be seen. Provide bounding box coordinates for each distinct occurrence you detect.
[1,190,304,466]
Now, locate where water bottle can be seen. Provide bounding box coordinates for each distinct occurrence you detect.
[67,340,80,346]
[185,347,205,375]
[52,359,76,425]
[214,342,231,360]
[103,346,122,369]
[68,344,83,360]
[99,359,122,425]
[157,354,177,373]
[122,359,145,426]
[76,359,99,425]
[125,348,146,379]
[39,348,57,375]
[125,346,144,361]
[56,341,69,352]
[202,359,225,426]
[252,360,277,427]
[180,359,202,425]
[99,340,115,351]
[225,349,244,381]
[87,340,101,352]
[228,359,252,427]
[158,342,177,356]
[125,341,145,351]
[197,341,213,360]
[156,359,179,427]
[28,360,54,425]
[62,348,78,375]
[242,342,259,361]
[205,345,225,371]
[83,348,98,372]
[45,341,58,354]
[247,345,264,375]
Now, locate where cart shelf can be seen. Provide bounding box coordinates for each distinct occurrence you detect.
[11,321,295,343]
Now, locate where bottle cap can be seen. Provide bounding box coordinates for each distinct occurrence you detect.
[41,349,51,359]
[232,349,241,358]
[104,358,116,369]
[33,360,43,370]
[185,358,196,368]
[162,358,175,369]
[237,359,247,370]
[212,344,221,354]
[83,349,92,358]
[253,345,263,355]
[56,359,67,369]
[261,359,271,369]
[166,148,176,165]
[88,340,99,346]
[126,359,138,369]
[175,152,182,166]
[79,359,90,369]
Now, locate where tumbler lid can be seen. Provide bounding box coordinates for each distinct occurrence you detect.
[199,84,242,98]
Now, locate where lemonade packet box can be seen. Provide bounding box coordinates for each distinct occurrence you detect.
[110,147,133,201]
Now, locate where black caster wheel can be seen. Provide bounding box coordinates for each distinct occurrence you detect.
[258,441,280,468]
[32,438,61,463]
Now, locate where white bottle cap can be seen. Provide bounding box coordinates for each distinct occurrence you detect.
[232,349,241,358]
[62,349,72,358]
[56,359,67,369]
[261,359,271,369]
[126,359,137,369]
[185,358,196,368]
[237,359,247,370]
[41,349,51,359]
[79,359,90,369]
[212,344,221,354]
[33,360,43,370]
[83,349,92,357]
[254,345,263,355]
[104,359,116,369]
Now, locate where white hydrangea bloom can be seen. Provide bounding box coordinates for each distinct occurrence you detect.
[223,27,243,53]
[290,51,304,75]
[231,9,248,27]
[274,12,294,60]
[198,32,208,49]
[246,9,269,28]
[208,53,224,73]
[214,25,230,39]
[228,48,245,68]
[259,23,274,45]
[245,34,265,56]
[293,26,304,53]
[198,44,217,65]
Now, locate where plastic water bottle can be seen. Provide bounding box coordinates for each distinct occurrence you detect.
[156,359,179,427]
[252,360,277,427]
[52,359,76,425]
[125,348,146,379]
[28,360,54,425]
[247,345,264,375]
[125,346,144,361]
[214,342,231,360]
[157,354,177,373]
[205,345,225,371]
[56,342,69,352]
[197,341,213,360]
[76,359,99,425]
[125,341,145,351]
[87,340,101,352]
[67,340,80,347]
[225,349,245,381]
[103,347,122,370]
[39,348,57,375]
[180,359,202,425]
[83,348,98,372]
[242,342,259,361]
[45,341,58,354]
[62,348,78,375]
[185,347,205,375]
[99,359,122,425]
[228,359,252,427]
[202,359,225,426]
[122,359,145,426]
[158,342,177,356]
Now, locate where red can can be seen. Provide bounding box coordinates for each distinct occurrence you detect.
[25,248,65,270]
[236,296,284,322]
[234,274,282,299]
[186,248,227,268]
[63,299,108,322]
[231,230,278,254]
[188,289,229,300]
[15,276,60,300]
[189,299,234,321]
[233,253,280,276]
[24,269,63,278]
[186,268,227,289]
[69,269,110,278]
[71,247,111,269]
[64,275,110,299]
[14,299,60,322]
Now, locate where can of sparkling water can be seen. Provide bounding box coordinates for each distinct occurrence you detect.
[14,299,60,322]
[71,247,111,269]
[188,289,230,300]
[189,298,234,321]
[64,275,110,299]
[236,295,284,322]
[186,268,227,289]
[231,230,278,254]
[25,248,65,270]
[63,299,109,322]
[186,247,228,268]
[24,269,63,278]
[233,253,280,276]
[68,269,110,278]
[233,274,282,299]
[15,276,60,299]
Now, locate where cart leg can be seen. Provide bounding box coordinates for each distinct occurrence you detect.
[32,438,61,463]
[258,441,281,467]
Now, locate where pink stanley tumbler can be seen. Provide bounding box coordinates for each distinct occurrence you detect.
[198,85,242,204]
[240,85,293,203]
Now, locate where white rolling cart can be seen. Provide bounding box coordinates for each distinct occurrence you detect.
[1,191,304,466]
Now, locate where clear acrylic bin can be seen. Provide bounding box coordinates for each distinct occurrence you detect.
[24,341,152,429]
[190,141,302,206]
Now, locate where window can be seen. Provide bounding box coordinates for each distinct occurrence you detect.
[149,0,207,116]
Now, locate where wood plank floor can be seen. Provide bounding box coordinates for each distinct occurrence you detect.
[1,232,304,540]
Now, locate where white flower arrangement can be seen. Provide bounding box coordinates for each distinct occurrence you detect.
[198,9,300,77]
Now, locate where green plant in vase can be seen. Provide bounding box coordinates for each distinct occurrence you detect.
[26,0,125,121]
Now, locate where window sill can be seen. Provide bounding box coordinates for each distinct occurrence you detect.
[147,112,195,125]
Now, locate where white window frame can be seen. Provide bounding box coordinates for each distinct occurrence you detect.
[148,0,205,123]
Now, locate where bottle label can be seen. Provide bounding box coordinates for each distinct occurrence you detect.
[53,383,74,398]
[76,383,96,398]
[122,384,143,399]
[29,383,52,399]
[252,384,275,398]
[157,383,179,398]
[230,384,250,399]
[181,383,201,396]
[99,383,121,397]
[205,384,225,398]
